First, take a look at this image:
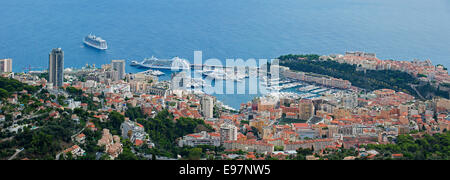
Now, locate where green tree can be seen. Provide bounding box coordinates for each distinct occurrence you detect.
[108,111,125,132]
[187,148,202,160]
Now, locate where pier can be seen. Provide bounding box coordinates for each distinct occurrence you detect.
[190,64,261,70]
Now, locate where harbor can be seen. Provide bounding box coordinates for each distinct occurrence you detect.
[130,56,262,71]
[128,56,350,109]
[136,69,165,76]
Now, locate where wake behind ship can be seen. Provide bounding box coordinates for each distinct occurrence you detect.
[83,34,108,50]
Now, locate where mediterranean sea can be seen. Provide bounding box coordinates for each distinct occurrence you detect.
[1,0,450,109]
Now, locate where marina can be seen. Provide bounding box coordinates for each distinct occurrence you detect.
[197,68,248,82]
[298,85,320,92]
[184,78,209,89]
[129,56,352,109]
[266,82,303,91]
[311,88,328,93]
[299,93,319,99]
[131,56,264,72]
[131,56,190,70]
[136,69,165,76]
[319,90,332,95]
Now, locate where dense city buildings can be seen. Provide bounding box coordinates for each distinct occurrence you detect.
[201,96,214,119]
[111,60,126,80]
[48,48,64,87]
[178,131,221,147]
[2,0,450,165]
[121,120,152,147]
[280,66,352,89]
[0,59,12,73]
[331,51,450,85]
[220,123,238,143]
[0,50,450,161]
[298,99,314,121]
[97,129,123,159]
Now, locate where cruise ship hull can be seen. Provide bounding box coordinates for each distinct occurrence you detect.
[83,39,108,50]
[131,57,190,70]
[131,63,188,70]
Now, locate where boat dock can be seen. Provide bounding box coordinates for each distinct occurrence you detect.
[190,64,261,70]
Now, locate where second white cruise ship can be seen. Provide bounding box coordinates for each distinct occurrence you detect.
[131,56,190,70]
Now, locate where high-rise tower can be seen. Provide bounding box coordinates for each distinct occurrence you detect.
[201,96,214,119]
[111,60,125,80]
[0,59,12,73]
[49,48,64,87]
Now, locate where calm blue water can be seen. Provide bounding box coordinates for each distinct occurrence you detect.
[1,0,450,109]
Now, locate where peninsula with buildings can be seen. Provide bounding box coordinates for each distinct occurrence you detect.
[0,50,450,160]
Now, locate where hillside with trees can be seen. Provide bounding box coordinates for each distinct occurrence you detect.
[134,109,214,158]
[0,77,39,99]
[364,132,450,160]
[319,131,450,160]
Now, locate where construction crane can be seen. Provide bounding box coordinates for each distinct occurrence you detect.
[22,65,46,73]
